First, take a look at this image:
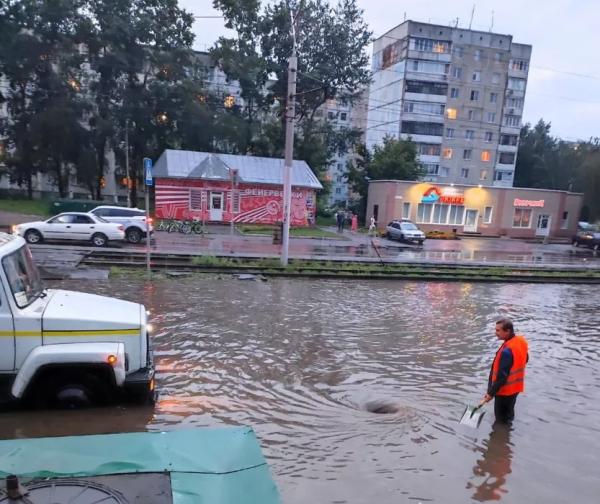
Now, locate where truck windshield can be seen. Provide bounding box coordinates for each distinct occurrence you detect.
[2,245,44,308]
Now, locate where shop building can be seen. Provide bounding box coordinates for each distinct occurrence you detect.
[153,150,322,226]
[367,180,583,239]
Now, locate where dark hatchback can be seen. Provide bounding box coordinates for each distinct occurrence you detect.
[572,226,600,251]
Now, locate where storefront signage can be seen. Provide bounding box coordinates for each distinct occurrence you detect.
[513,198,545,207]
[422,186,465,205]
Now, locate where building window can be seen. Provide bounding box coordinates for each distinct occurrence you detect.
[468,110,480,121]
[335,187,341,194]
[410,37,451,54]
[462,148,471,160]
[402,202,411,219]
[472,71,481,81]
[484,131,493,142]
[507,98,524,109]
[504,115,521,127]
[450,87,460,98]
[465,130,474,140]
[446,128,455,138]
[508,77,526,91]
[340,112,347,121]
[336,175,343,182]
[406,80,448,95]
[494,170,513,181]
[448,205,465,225]
[460,168,469,178]
[470,90,479,101]
[499,152,516,164]
[403,101,445,115]
[440,167,450,177]
[327,111,335,120]
[432,204,450,224]
[561,211,569,229]
[490,92,498,103]
[513,208,532,228]
[401,121,444,136]
[233,192,241,213]
[487,112,496,123]
[453,46,464,57]
[452,66,463,79]
[510,59,529,71]
[190,189,203,210]
[417,203,433,223]
[446,108,457,119]
[474,49,482,61]
[481,150,491,162]
[494,52,502,62]
[418,144,442,156]
[423,163,440,175]
[410,59,450,74]
[500,134,518,146]
[442,148,453,159]
[480,169,489,180]
[492,73,501,84]
[483,206,493,223]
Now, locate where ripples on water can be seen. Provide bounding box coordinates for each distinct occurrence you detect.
[0,276,598,503]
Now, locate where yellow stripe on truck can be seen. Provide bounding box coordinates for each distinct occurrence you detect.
[0,329,140,337]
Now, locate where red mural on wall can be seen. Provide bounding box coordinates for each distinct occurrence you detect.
[154,179,317,226]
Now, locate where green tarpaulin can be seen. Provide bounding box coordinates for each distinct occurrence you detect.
[0,427,280,504]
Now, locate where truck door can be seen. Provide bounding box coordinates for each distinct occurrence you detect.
[0,281,15,371]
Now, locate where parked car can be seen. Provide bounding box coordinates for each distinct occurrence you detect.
[0,233,155,408]
[89,205,153,244]
[572,226,600,251]
[386,220,426,244]
[12,212,125,247]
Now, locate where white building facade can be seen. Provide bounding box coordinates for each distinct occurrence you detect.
[366,20,531,188]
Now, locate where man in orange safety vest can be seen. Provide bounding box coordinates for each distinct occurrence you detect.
[481,318,529,424]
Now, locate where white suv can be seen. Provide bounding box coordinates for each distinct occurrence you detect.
[90,206,153,244]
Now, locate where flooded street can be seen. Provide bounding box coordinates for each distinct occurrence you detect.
[0,276,598,503]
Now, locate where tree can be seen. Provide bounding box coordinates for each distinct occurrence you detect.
[346,137,422,220]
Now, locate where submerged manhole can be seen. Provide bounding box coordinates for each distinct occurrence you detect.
[364,400,400,414]
[0,478,128,503]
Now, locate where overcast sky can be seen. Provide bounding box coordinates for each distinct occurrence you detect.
[181,0,600,141]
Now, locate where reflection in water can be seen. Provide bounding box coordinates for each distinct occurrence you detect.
[468,423,513,502]
[0,278,599,504]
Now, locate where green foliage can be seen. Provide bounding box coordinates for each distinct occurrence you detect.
[346,137,422,220]
[515,119,600,221]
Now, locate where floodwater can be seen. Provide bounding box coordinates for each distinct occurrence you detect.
[0,276,599,503]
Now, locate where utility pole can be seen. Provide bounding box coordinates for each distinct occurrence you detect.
[125,119,132,208]
[281,21,298,266]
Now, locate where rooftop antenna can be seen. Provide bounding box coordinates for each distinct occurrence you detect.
[403,12,406,21]
[490,10,494,32]
[469,4,475,30]
[455,17,459,28]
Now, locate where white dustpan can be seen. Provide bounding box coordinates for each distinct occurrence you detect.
[459,402,486,428]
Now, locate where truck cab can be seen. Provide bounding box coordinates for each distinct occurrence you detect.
[0,233,155,408]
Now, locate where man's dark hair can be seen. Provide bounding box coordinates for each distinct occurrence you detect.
[496,318,515,336]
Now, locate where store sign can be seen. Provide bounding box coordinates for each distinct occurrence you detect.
[513,198,545,207]
[422,186,465,205]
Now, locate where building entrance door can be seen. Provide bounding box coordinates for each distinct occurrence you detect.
[464,209,479,232]
[210,192,224,221]
[535,214,551,237]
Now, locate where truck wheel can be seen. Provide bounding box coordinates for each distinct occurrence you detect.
[91,232,108,247]
[35,372,110,409]
[126,227,143,243]
[25,229,43,244]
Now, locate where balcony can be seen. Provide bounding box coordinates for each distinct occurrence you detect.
[399,133,443,144]
[407,50,452,63]
[404,92,447,103]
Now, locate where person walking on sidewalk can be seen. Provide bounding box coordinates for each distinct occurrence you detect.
[480,318,529,424]
[351,213,358,233]
[368,216,376,237]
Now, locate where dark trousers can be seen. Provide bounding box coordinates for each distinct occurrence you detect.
[494,393,518,424]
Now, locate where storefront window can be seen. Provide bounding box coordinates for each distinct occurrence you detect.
[484,206,493,224]
[513,208,532,228]
[417,203,433,223]
[432,204,449,224]
[402,202,411,219]
[418,203,464,225]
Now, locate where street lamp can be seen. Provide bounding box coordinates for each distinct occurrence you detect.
[156,112,168,124]
[223,95,235,109]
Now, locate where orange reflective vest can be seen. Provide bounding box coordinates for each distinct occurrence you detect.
[491,335,528,396]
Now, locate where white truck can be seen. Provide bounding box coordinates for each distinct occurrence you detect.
[0,232,155,408]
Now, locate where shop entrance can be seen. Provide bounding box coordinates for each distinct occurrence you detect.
[535,214,551,237]
[464,209,479,233]
[210,192,224,221]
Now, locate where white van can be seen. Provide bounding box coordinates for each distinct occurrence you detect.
[0,233,155,408]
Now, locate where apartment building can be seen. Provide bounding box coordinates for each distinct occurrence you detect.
[366,20,531,188]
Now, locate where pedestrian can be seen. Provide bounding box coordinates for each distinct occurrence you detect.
[351,213,358,233]
[481,318,529,424]
[339,211,345,232]
[335,211,342,232]
[368,216,376,236]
